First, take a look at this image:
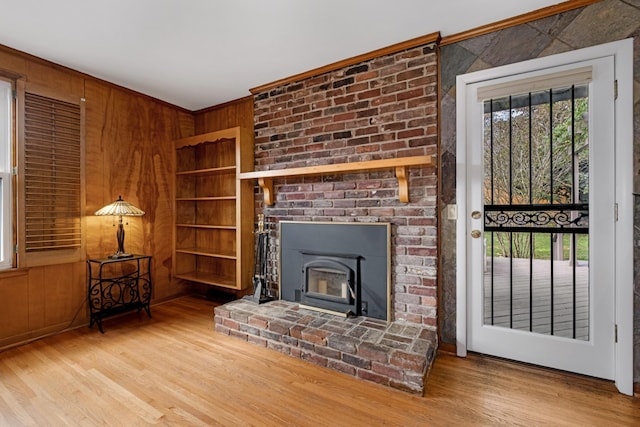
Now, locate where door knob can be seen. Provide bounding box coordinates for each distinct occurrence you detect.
[471,210,481,219]
[471,230,481,239]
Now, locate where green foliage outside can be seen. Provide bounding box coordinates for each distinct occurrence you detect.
[483,85,590,260]
[486,232,589,261]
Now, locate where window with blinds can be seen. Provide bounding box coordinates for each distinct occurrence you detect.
[23,92,82,253]
[0,79,11,269]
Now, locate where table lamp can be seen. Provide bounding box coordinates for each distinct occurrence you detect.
[95,195,145,259]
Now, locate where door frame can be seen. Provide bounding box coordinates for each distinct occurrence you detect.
[454,39,634,395]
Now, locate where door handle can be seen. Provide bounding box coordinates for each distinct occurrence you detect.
[471,230,482,239]
[471,210,481,219]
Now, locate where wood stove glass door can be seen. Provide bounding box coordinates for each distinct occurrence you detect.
[306,266,353,304]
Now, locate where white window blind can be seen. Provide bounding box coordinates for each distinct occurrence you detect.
[23,92,82,252]
[476,66,593,102]
[0,79,12,269]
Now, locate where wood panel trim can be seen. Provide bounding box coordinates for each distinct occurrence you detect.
[440,0,602,46]
[437,341,457,355]
[249,32,441,95]
[193,95,254,116]
[0,268,29,279]
[0,68,24,81]
[173,127,243,150]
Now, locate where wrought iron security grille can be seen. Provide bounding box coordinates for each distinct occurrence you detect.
[483,84,590,341]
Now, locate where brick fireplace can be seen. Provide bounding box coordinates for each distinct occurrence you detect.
[215,41,439,393]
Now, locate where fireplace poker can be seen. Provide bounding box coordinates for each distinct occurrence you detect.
[247,214,274,304]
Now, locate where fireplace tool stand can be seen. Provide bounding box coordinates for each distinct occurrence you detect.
[245,214,274,304]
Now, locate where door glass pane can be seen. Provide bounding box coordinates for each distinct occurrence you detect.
[483,84,590,341]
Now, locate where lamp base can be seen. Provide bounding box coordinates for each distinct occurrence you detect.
[109,252,134,259]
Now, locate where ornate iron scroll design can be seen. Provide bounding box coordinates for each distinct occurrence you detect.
[484,203,588,234]
[87,255,152,333]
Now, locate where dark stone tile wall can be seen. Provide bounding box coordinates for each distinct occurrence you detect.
[439,0,640,382]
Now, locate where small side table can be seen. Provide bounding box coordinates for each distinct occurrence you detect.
[86,254,152,333]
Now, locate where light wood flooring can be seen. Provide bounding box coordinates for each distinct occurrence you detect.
[0,295,637,426]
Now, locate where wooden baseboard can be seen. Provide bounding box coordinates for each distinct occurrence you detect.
[437,341,457,355]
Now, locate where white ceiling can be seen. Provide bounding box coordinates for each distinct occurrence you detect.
[0,0,562,111]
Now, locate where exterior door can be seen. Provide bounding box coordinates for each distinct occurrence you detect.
[463,56,615,380]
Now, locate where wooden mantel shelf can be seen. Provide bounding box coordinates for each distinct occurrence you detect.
[238,155,435,206]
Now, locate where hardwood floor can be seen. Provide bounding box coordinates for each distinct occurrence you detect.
[0,296,637,426]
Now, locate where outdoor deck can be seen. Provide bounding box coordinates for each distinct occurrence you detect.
[483,257,589,340]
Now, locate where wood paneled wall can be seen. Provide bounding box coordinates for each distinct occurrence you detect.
[0,45,194,348]
[193,96,254,134]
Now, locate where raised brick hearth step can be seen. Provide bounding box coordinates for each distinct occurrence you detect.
[214,299,437,394]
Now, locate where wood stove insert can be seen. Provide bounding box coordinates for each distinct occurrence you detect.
[280,221,390,320]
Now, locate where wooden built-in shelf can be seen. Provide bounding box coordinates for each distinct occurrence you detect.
[238,155,436,205]
[175,224,236,230]
[176,166,236,176]
[175,247,236,259]
[173,127,254,292]
[174,127,246,149]
[176,196,236,201]
[174,272,236,288]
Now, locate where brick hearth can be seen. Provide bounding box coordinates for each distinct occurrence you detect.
[214,299,437,394]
